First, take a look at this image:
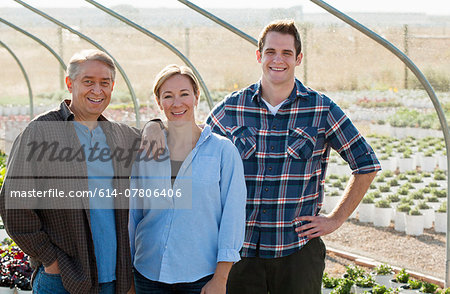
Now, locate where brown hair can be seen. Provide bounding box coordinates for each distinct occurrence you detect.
[67,49,116,81]
[258,19,302,57]
[153,64,200,99]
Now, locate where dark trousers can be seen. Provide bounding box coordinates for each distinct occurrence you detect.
[227,237,326,294]
[134,270,213,294]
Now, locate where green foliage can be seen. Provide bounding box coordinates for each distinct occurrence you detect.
[375,199,391,208]
[420,281,438,293]
[344,264,366,281]
[434,173,446,181]
[437,287,450,294]
[409,208,423,216]
[407,279,423,290]
[395,268,410,283]
[399,198,414,206]
[373,264,394,275]
[362,195,375,204]
[397,187,409,196]
[426,195,439,203]
[417,201,430,210]
[322,272,340,289]
[409,176,423,183]
[381,170,394,178]
[371,284,390,294]
[401,182,414,190]
[388,179,399,187]
[429,182,440,188]
[378,185,391,193]
[376,175,386,183]
[397,174,407,181]
[387,194,400,203]
[330,278,354,294]
[432,189,447,198]
[437,202,447,213]
[355,275,375,288]
[397,203,411,213]
[330,191,340,197]
[410,190,424,200]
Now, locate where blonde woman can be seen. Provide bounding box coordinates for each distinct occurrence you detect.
[129,65,246,294]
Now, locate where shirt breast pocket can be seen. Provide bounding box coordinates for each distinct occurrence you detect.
[227,126,258,160]
[287,126,318,160]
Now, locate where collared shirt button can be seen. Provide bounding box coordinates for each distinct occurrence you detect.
[263,210,267,213]
[270,146,275,151]
[264,187,269,192]
[272,125,277,130]
[268,166,273,171]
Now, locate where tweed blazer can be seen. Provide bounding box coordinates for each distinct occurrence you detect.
[0,100,140,293]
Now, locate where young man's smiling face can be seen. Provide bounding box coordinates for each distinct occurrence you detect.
[257,31,303,88]
[66,60,114,121]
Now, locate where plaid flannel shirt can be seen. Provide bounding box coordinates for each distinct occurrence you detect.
[206,78,381,259]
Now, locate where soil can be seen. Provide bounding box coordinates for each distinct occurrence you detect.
[322,218,446,279]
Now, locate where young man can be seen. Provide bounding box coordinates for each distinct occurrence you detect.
[205,20,380,294]
[0,50,139,294]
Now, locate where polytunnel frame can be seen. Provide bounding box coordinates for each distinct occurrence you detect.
[0,40,33,119]
[84,0,214,110]
[13,0,141,127]
[178,0,450,286]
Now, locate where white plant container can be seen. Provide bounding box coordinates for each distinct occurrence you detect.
[353,285,372,294]
[405,214,424,236]
[394,211,407,232]
[397,157,415,173]
[358,203,374,223]
[419,208,434,229]
[420,156,437,172]
[0,287,14,294]
[323,196,341,214]
[373,207,392,227]
[321,286,333,294]
[434,212,447,233]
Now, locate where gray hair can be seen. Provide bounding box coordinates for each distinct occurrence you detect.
[67,49,116,81]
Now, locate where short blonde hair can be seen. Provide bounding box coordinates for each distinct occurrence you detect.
[153,64,200,99]
[67,49,116,81]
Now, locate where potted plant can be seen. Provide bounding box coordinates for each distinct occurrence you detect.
[373,199,392,227]
[426,195,441,210]
[343,264,366,281]
[395,204,411,232]
[419,281,438,293]
[434,201,447,233]
[353,275,375,294]
[322,273,340,294]
[417,201,434,229]
[400,279,423,293]
[405,208,424,236]
[372,264,395,287]
[330,278,354,294]
[359,195,375,223]
[390,268,410,290]
[371,284,391,294]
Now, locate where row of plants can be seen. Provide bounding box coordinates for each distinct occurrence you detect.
[0,239,32,292]
[323,264,449,294]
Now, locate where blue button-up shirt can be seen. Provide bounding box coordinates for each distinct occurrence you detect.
[129,125,246,283]
[206,78,381,259]
[73,122,117,283]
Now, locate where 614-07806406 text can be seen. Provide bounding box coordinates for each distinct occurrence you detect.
[9,188,183,198]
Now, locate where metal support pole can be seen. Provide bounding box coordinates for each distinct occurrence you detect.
[185,27,190,60]
[58,27,65,90]
[13,0,141,127]
[310,0,450,286]
[404,24,409,89]
[0,40,33,119]
[177,0,257,46]
[0,18,66,71]
[84,0,214,110]
[301,24,308,85]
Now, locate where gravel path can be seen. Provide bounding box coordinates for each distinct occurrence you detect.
[322,219,446,279]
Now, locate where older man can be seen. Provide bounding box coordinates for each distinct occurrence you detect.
[0,50,140,294]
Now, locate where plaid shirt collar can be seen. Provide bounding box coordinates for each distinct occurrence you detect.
[250,78,311,103]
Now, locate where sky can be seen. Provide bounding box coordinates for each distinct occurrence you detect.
[1,0,450,15]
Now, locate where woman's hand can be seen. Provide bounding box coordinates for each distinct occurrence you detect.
[200,276,227,294]
[140,120,165,159]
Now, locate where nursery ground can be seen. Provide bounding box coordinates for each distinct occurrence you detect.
[323,219,446,280]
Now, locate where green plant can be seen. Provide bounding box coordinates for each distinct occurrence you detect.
[410,191,424,200]
[376,175,386,183]
[410,176,423,183]
[401,183,414,190]
[387,194,400,203]
[373,263,394,275]
[420,281,438,293]
[375,199,391,208]
[395,268,410,283]
[330,278,354,294]
[406,170,417,176]
[330,191,340,197]
[407,279,422,290]
[432,189,447,198]
[429,182,439,188]
[381,170,394,178]
[397,174,407,181]
[367,191,381,198]
[344,264,366,281]
[409,208,423,216]
[426,195,439,203]
[437,202,447,213]
[397,187,409,196]
[434,173,446,181]
[396,203,411,213]
[371,284,390,294]
[437,287,450,294]
[355,275,375,288]
[330,174,339,179]
[423,172,432,178]
[388,179,399,187]
[400,198,414,205]
[417,201,431,210]
[421,187,432,194]
[379,185,391,193]
[322,272,340,289]
[362,195,375,204]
